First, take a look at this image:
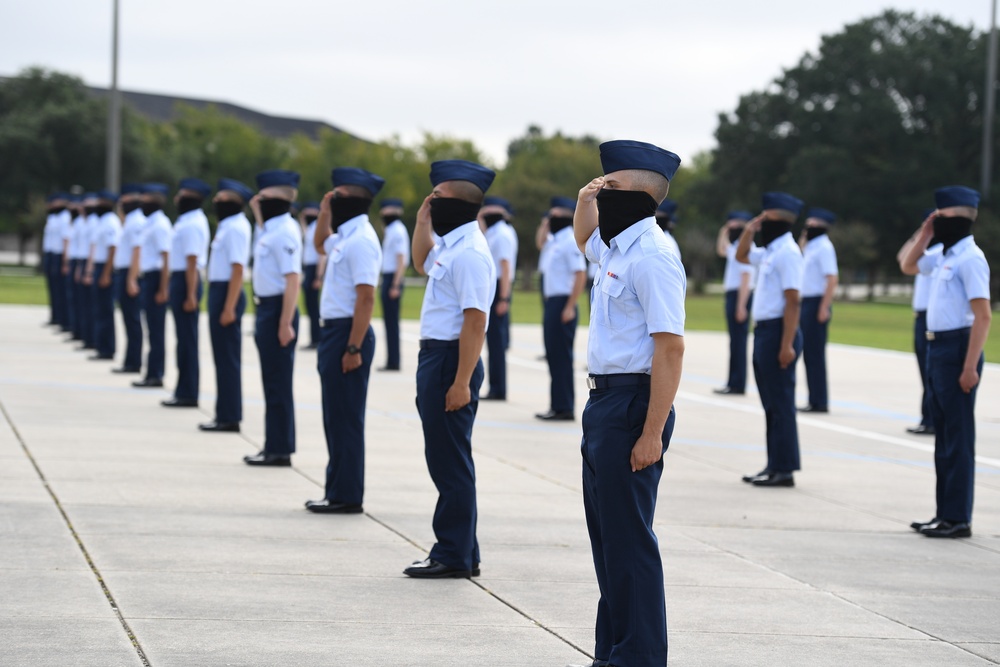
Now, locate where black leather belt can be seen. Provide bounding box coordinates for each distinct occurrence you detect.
[926,327,970,341]
[320,317,351,328]
[587,373,651,390]
[420,339,459,349]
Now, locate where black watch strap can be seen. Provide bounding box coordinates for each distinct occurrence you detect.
[346,344,362,355]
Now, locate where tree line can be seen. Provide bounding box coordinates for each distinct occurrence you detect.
[2,10,996,301]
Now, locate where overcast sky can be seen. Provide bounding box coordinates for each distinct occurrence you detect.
[2,0,994,167]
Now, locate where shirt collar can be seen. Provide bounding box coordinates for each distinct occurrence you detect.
[337,214,368,238]
[553,226,574,240]
[766,231,795,252]
[611,217,657,253]
[263,212,292,233]
[944,235,975,257]
[441,220,480,248]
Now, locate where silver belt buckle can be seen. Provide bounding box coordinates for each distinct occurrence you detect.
[926,331,936,341]
[586,377,597,390]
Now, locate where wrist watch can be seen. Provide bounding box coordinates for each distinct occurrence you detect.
[346,344,362,355]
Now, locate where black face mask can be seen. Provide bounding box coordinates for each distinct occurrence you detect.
[259,198,292,221]
[760,220,792,247]
[933,216,974,252]
[549,215,574,234]
[176,196,203,215]
[595,189,658,247]
[121,201,141,215]
[330,196,371,229]
[482,213,505,227]
[805,227,827,241]
[430,198,480,237]
[728,227,744,244]
[49,206,66,215]
[141,202,161,216]
[84,206,98,217]
[381,214,401,225]
[214,201,243,221]
[303,214,318,225]
[655,215,672,232]
[94,204,113,216]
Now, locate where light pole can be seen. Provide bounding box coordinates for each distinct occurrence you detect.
[105,0,121,192]
[981,0,998,200]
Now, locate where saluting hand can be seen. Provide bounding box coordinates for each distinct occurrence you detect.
[630,431,663,472]
[578,177,605,203]
[416,194,433,228]
[445,382,471,412]
[746,214,765,234]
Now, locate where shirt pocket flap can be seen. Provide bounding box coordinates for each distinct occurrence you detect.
[601,278,626,298]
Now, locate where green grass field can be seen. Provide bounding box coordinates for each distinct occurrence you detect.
[3,271,997,360]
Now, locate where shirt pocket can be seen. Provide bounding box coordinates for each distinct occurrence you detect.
[601,278,629,330]
[426,261,448,299]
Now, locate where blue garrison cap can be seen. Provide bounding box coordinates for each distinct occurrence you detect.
[46,192,70,202]
[380,198,404,209]
[301,201,321,212]
[599,140,681,181]
[178,178,212,198]
[657,199,678,220]
[807,207,837,224]
[550,196,576,211]
[68,193,83,203]
[935,186,980,209]
[120,183,143,195]
[82,192,99,201]
[331,167,386,197]
[96,189,119,203]
[217,178,254,203]
[761,191,804,216]
[143,183,169,197]
[256,169,300,190]
[727,210,754,222]
[429,159,495,192]
[483,196,514,215]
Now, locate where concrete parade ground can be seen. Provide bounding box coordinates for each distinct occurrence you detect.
[0,303,998,667]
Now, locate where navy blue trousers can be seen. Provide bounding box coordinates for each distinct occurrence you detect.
[485,280,508,398]
[43,252,56,324]
[64,259,77,335]
[913,312,933,428]
[169,272,202,401]
[141,270,167,381]
[50,253,68,328]
[379,272,402,369]
[91,263,116,358]
[78,267,94,347]
[207,282,245,424]
[317,319,375,504]
[752,319,803,472]
[302,264,321,347]
[927,330,982,524]
[800,296,829,409]
[255,296,298,456]
[723,289,752,393]
[543,295,577,413]
[115,269,143,369]
[416,344,483,571]
[581,384,674,667]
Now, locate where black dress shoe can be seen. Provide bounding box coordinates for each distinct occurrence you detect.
[161,397,198,408]
[713,387,745,395]
[906,424,935,435]
[88,354,114,361]
[132,377,164,388]
[751,471,795,487]
[403,558,474,579]
[304,499,363,514]
[798,405,829,413]
[480,394,506,401]
[742,468,771,483]
[243,451,291,467]
[111,366,141,374]
[535,410,574,421]
[910,517,940,532]
[377,366,400,372]
[198,421,240,433]
[921,520,971,538]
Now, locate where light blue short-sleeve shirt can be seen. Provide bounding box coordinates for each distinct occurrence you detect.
[723,242,755,291]
[585,218,687,375]
[912,243,942,312]
[114,209,146,269]
[543,227,586,298]
[748,232,804,321]
[922,237,991,331]
[169,209,210,272]
[380,219,411,274]
[92,212,122,263]
[419,221,496,341]
[252,214,303,297]
[801,234,838,297]
[140,210,173,273]
[302,220,319,266]
[320,215,383,319]
[207,213,252,282]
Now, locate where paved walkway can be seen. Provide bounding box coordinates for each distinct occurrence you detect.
[0,304,998,666]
